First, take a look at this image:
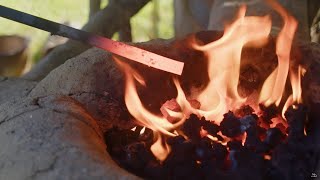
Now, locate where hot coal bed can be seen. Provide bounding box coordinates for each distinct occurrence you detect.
[104,103,320,180]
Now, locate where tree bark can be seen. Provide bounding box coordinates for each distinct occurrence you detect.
[308,0,320,28]
[118,21,132,42]
[151,0,160,38]
[89,0,101,18]
[108,0,133,42]
[23,0,150,81]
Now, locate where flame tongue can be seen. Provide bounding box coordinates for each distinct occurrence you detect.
[259,0,298,107]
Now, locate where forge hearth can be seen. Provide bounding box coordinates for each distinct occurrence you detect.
[0,30,320,179]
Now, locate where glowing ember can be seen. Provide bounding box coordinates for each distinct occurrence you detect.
[114,0,302,161]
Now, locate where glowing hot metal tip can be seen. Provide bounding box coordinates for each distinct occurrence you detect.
[89,36,184,75]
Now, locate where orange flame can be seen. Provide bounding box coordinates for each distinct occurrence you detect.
[190,5,272,124]
[114,57,186,137]
[114,57,187,160]
[115,0,302,161]
[259,0,298,106]
[150,132,171,161]
[282,65,304,118]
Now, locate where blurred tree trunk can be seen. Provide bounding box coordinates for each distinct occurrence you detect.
[89,0,101,18]
[151,0,160,39]
[109,0,132,42]
[118,21,132,42]
[174,0,214,38]
[309,0,320,43]
[311,8,320,43]
[308,0,320,27]
[90,0,132,41]
[24,0,150,81]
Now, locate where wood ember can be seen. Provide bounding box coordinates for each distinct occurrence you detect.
[307,103,320,143]
[160,99,181,123]
[201,119,219,135]
[235,105,255,117]
[284,104,307,140]
[160,99,201,123]
[220,111,241,138]
[259,104,279,124]
[264,128,285,149]
[181,114,203,141]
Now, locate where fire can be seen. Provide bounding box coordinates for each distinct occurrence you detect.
[150,132,171,161]
[259,0,298,106]
[114,57,187,160]
[114,0,302,161]
[192,5,271,123]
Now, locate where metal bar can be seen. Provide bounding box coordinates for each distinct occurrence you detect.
[0,5,184,75]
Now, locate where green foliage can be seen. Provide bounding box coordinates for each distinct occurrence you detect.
[131,0,174,42]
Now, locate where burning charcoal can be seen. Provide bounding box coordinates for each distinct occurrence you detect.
[138,127,153,145]
[306,103,320,143]
[188,99,201,109]
[195,137,214,161]
[212,143,228,162]
[271,141,316,180]
[167,135,186,146]
[239,114,258,133]
[201,119,219,135]
[263,162,285,180]
[169,161,202,180]
[164,140,201,179]
[181,114,202,141]
[104,126,139,157]
[229,148,264,178]
[259,104,278,124]
[257,126,267,138]
[160,99,181,123]
[229,150,238,170]
[216,134,224,141]
[284,104,307,140]
[264,128,285,148]
[227,141,243,151]
[164,140,196,166]
[144,160,167,179]
[104,126,139,146]
[123,142,150,173]
[235,105,255,117]
[274,123,287,135]
[201,160,232,180]
[244,126,262,150]
[196,142,228,175]
[255,142,270,154]
[133,126,143,134]
[220,111,241,138]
